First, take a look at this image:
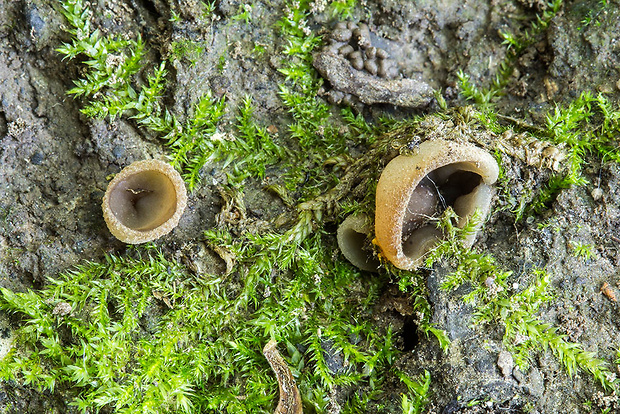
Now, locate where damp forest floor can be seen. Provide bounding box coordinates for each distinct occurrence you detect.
[1,0,620,413]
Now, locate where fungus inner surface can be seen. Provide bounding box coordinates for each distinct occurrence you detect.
[109,170,178,231]
[401,162,485,255]
[339,227,380,270]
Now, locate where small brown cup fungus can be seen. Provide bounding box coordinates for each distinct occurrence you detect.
[375,139,499,270]
[337,214,380,271]
[102,160,187,244]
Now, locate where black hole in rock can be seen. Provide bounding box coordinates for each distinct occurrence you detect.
[324,221,338,235]
[135,0,162,20]
[0,110,7,137]
[0,327,10,339]
[24,271,43,291]
[402,317,419,351]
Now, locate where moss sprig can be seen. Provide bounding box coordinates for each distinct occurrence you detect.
[56,0,284,191]
[0,233,406,412]
[397,369,431,414]
[528,91,620,214]
[431,209,618,392]
[458,0,563,105]
[57,0,146,119]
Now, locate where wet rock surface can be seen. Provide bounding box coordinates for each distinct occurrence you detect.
[1,0,620,413]
[313,51,435,108]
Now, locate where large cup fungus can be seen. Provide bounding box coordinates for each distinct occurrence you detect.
[375,139,499,270]
[102,160,187,244]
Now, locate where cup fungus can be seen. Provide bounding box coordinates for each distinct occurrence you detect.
[337,214,380,271]
[375,139,499,270]
[102,159,187,244]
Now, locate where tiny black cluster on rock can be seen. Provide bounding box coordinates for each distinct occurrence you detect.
[313,21,434,109]
[326,22,398,80]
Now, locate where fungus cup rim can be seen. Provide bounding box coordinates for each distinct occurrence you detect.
[102,159,188,244]
[375,139,499,270]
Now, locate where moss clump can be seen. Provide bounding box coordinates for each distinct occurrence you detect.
[0,238,410,412]
[427,209,618,392]
[57,0,284,191]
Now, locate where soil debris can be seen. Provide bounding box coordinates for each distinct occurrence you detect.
[601,281,617,302]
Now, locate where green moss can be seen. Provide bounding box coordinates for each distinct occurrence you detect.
[430,209,618,392]
[231,96,286,185]
[57,0,146,119]
[459,86,620,222]
[1,221,407,412]
[568,240,594,261]
[457,0,620,222]
[398,370,431,414]
[56,0,287,191]
[458,0,563,106]
[276,0,353,196]
[576,0,610,30]
[329,0,358,19]
[231,4,253,24]
[527,92,620,215]
[168,39,205,67]
[201,0,217,18]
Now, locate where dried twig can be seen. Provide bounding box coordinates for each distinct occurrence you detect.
[263,340,303,414]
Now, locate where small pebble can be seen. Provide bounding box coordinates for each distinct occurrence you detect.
[356,23,372,48]
[376,48,389,59]
[351,57,364,70]
[377,59,389,78]
[332,28,352,42]
[513,368,525,383]
[323,45,338,54]
[112,145,125,159]
[327,90,344,104]
[484,276,496,288]
[365,46,376,59]
[26,5,46,35]
[30,150,44,165]
[335,21,347,30]
[364,59,378,76]
[342,94,354,106]
[601,281,617,302]
[497,350,514,378]
[347,21,357,30]
[348,50,362,60]
[338,45,354,56]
